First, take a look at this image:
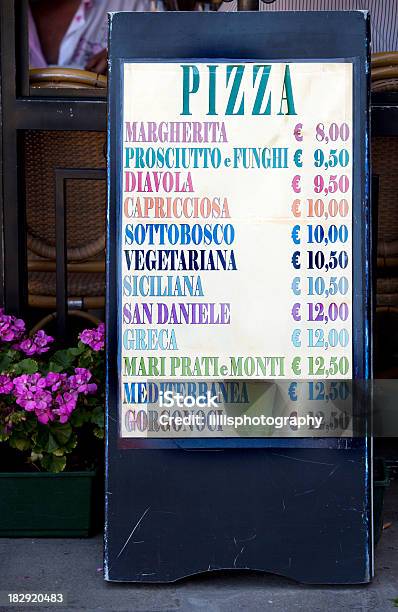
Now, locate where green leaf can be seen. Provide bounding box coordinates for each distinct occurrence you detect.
[77,351,94,369]
[49,422,72,446]
[41,454,67,473]
[47,361,64,373]
[51,348,81,370]
[13,359,38,375]
[32,427,49,452]
[90,405,104,428]
[64,433,78,453]
[70,407,91,427]
[69,346,85,357]
[53,349,73,365]
[0,350,17,373]
[10,411,28,425]
[93,427,104,439]
[9,437,31,451]
[46,432,59,454]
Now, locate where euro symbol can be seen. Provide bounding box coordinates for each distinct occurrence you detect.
[291,225,300,245]
[291,329,301,348]
[293,149,303,167]
[291,303,301,322]
[291,175,301,194]
[294,123,303,142]
[288,382,298,401]
[291,277,301,296]
[291,199,301,218]
[291,251,301,270]
[291,357,302,376]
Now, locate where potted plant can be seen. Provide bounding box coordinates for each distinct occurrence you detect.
[0,310,105,537]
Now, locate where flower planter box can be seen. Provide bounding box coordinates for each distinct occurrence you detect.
[0,470,101,537]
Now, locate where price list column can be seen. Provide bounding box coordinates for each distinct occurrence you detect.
[289,118,353,380]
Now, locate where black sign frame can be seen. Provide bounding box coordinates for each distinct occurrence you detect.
[105,11,372,584]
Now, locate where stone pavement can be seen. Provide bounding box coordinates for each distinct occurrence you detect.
[0,481,397,612]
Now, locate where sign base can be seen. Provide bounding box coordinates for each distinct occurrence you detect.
[105,444,371,584]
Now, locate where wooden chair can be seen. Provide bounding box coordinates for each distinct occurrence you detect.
[371,54,398,305]
[371,53,398,374]
[372,52,398,93]
[25,129,106,313]
[25,69,107,327]
[30,67,107,89]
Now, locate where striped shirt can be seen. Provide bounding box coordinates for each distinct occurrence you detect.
[218,0,398,53]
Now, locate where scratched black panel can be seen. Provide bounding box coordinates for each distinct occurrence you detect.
[105,447,369,584]
[105,12,371,583]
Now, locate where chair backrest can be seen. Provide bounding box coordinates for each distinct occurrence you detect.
[373,136,398,258]
[24,130,106,262]
[29,67,107,89]
[371,51,398,92]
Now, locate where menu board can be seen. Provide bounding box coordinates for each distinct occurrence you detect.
[106,12,371,586]
[119,61,353,437]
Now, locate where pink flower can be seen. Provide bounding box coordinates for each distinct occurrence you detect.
[12,367,97,426]
[68,368,97,395]
[0,309,25,343]
[13,374,51,414]
[13,330,54,356]
[45,372,67,392]
[14,373,47,396]
[53,391,78,423]
[13,373,55,424]
[36,404,55,424]
[79,323,105,351]
[0,374,13,394]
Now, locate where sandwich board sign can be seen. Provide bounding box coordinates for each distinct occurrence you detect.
[106,11,371,583]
